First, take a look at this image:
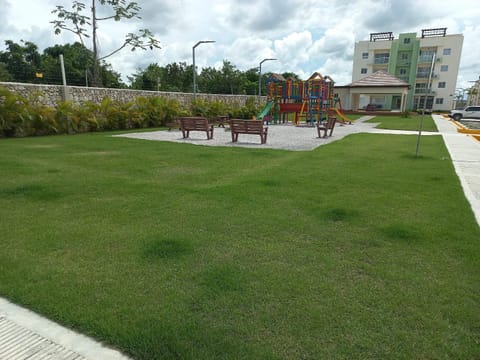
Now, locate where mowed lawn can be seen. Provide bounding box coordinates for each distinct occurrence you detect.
[0,127,479,359]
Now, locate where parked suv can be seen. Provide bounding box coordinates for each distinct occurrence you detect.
[448,106,480,121]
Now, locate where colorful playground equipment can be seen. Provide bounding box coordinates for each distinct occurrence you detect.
[258,72,348,126]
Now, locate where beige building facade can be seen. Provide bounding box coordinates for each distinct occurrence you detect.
[352,28,463,111]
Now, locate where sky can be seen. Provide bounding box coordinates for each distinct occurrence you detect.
[0,0,479,89]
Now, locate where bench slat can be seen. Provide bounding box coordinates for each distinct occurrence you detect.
[179,117,214,139]
[229,119,268,144]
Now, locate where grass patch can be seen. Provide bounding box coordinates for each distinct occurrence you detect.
[0,131,478,359]
[365,114,438,131]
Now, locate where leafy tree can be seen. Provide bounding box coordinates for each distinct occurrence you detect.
[129,62,193,92]
[282,72,301,81]
[51,0,160,87]
[41,42,95,86]
[0,40,42,83]
[0,62,12,81]
[129,63,163,91]
[198,60,243,94]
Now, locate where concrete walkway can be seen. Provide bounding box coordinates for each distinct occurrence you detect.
[1,115,478,360]
[0,298,131,359]
[431,114,480,226]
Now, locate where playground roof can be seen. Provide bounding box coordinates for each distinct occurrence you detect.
[347,71,409,88]
[268,73,287,82]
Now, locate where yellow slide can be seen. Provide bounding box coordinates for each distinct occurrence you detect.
[330,108,352,124]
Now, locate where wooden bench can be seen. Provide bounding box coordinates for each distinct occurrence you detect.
[229,119,268,144]
[317,116,336,138]
[179,117,214,139]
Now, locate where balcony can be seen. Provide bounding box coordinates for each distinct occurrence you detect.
[418,56,435,64]
[397,60,411,66]
[373,59,389,65]
[414,89,436,95]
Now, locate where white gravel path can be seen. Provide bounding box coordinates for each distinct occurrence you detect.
[114,116,439,151]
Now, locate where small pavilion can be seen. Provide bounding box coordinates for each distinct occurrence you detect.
[336,71,410,112]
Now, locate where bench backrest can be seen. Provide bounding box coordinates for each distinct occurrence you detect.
[179,117,209,129]
[326,116,336,129]
[230,119,264,132]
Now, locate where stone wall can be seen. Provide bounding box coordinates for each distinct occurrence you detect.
[0,82,260,107]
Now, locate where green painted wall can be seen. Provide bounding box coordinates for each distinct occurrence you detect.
[387,33,419,110]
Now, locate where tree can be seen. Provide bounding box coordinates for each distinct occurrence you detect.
[51,0,160,87]
[129,63,163,91]
[42,42,95,86]
[42,42,124,87]
[0,62,12,81]
[0,40,41,83]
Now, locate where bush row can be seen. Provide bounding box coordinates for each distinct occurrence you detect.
[0,87,261,137]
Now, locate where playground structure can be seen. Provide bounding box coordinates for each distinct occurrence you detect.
[258,72,349,126]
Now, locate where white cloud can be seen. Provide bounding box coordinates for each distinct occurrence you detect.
[0,0,478,89]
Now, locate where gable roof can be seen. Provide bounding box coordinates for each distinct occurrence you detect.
[348,70,409,88]
[268,73,287,82]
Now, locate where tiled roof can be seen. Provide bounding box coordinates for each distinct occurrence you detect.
[268,73,287,82]
[348,70,409,87]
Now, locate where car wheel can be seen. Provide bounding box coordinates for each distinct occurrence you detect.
[453,114,462,121]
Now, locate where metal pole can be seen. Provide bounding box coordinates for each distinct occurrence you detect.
[59,54,70,101]
[258,62,262,101]
[258,58,277,102]
[416,52,436,157]
[59,54,67,86]
[192,40,215,100]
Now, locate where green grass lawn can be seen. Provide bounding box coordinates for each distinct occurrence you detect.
[0,130,478,359]
[365,114,438,132]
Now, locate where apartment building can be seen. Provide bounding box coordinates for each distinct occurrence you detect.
[466,77,480,106]
[352,28,463,111]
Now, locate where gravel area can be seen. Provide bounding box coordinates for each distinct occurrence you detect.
[114,116,439,151]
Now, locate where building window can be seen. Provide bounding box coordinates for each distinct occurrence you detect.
[362,52,368,59]
[435,98,444,104]
[415,83,428,93]
[401,53,409,60]
[440,65,448,72]
[419,49,436,63]
[438,82,446,88]
[399,68,407,75]
[443,48,451,55]
[417,67,430,78]
[361,68,367,74]
[404,38,411,44]
[374,53,389,64]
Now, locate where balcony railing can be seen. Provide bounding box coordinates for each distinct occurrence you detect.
[373,59,389,64]
[415,89,436,95]
[418,56,434,63]
[416,73,430,79]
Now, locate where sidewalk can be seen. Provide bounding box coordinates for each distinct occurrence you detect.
[1,115,478,360]
[432,114,480,226]
[0,298,131,359]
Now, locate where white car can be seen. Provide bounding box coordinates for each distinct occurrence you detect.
[448,106,480,121]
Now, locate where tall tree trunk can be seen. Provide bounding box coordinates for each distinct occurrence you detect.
[91,0,101,87]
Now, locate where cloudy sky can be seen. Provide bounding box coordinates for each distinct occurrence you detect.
[0,0,478,88]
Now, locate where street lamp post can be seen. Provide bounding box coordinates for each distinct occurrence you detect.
[258,58,277,101]
[193,40,215,99]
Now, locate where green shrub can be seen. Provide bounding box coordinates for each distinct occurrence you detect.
[135,96,183,127]
[23,91,58,136]
[0,86,261,137]
[0,87,29,137]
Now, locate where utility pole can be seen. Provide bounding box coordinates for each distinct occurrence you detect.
[416,52,436,157]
